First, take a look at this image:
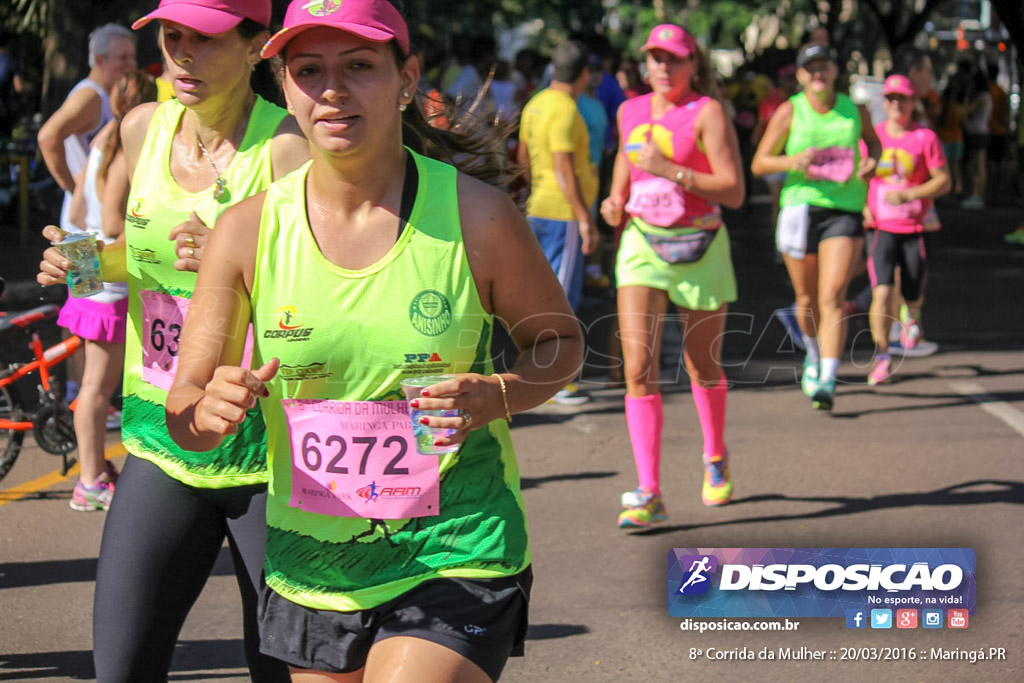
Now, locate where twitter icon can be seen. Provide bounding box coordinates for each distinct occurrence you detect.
[870,609,892,629]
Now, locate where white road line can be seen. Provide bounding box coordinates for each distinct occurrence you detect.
[949,381,1024,439]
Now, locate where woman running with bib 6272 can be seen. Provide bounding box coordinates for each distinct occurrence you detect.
[166,1,583,680]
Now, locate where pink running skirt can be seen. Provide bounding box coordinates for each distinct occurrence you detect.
[57,295,128,344]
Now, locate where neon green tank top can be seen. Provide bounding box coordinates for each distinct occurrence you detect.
[122,96,286,488]
[251,151,530,611]
[780,92,866,212]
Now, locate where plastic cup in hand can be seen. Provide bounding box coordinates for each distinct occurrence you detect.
[52,232,102,297]
[400,375,461,455]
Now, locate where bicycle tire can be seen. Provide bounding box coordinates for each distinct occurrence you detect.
[0,381,26,482]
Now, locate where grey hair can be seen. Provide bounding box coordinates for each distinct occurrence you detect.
[88,23,135,68]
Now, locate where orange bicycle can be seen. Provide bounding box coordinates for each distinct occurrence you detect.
[0,278,80,481]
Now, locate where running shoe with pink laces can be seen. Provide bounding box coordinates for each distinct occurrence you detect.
[867,357,893,386]
[701,452,732,506]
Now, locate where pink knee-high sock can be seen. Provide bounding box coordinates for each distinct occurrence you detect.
[625,393,663,494]
[691,375,727,458]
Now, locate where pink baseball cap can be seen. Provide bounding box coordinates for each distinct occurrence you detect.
[883,74,916,97]
[642,24,697,59]
[261,0,409,59]
[132,0,271,34]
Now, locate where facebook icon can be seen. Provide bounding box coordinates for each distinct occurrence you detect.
[845,609,867,629]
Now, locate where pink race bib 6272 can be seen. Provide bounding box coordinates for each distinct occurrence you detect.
[625,177,687,226]
[282,399,440,519]
[807,146,855,183]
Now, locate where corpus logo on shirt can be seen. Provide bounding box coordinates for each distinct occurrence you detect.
[126,199,150,228]
[409,290,452,337]
[276,306,301,329]
[264,306,314,341]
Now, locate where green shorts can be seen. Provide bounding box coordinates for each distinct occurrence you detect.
[615,220,737,311]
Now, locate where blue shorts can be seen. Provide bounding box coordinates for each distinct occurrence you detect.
[527,216,584,312]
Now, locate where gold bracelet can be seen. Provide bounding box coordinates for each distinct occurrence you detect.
[492,373,512,423]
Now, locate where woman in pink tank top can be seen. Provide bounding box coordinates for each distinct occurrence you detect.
[600,23,744,528]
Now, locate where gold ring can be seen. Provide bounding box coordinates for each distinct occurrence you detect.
[184,236,196,248]
[462,410,473,430]
[188,247,195,258]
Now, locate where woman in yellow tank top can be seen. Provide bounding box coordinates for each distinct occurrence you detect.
[37,1,308,680]
[165,1,583,680]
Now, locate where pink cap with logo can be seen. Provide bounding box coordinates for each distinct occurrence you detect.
[132,0,271,34]
[642,24,697,59]
[883,74,916,97]
[261,0,409,59]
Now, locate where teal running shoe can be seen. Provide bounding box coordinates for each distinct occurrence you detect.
[811,377,836,411]
[801,355,820,397]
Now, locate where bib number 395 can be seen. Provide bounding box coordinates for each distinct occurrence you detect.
[282,399,440,519]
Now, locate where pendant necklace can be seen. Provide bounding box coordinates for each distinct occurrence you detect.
[196,134,229,201]
[195,95,254,203]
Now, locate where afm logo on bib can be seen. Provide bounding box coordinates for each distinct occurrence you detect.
[409,290,452,336]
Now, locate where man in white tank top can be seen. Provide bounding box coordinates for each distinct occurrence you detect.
[38,23,136,232]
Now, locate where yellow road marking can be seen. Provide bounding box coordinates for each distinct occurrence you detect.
[0,442,127,507]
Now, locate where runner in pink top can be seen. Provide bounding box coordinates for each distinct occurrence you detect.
[619,90,721,227]
[864,74,950,385]
[601,23,744,528]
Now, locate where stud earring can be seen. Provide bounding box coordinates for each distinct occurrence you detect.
[399,103,407,112]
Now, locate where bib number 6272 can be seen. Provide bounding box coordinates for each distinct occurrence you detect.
[299,432,409,476]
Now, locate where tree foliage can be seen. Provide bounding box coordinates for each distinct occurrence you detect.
[5,0,1020,116]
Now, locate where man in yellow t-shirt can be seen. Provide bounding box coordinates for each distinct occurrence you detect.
[517,39,599,314]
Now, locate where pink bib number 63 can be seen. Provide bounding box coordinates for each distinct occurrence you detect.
[282,399,441,519]
[140,290,254,391]
[140,290,188,391]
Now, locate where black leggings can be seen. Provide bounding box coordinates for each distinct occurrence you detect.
[92,454,289,683]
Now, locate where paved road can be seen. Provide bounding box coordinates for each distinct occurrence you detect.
[2,202,1022,681]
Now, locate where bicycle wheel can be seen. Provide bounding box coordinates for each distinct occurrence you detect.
[0,381,26,482]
